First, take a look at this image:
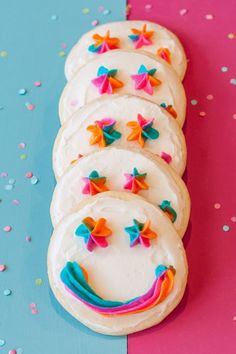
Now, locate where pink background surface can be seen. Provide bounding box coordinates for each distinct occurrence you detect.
[128,1,236,353]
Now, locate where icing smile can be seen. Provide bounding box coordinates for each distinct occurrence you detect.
[61,262,175,316]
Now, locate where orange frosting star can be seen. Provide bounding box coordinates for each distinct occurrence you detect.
[92,31,119,49]
[157,48,171,64]
[87,124,106,147]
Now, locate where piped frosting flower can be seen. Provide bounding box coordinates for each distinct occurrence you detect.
[131,64,161,95]
[88,31,119,54]
[91,66,123,94]
[82,170,109,195]
[159,200,177,223]
[124,167,148,194]
[75,217,112,252]
[127,113,159,148]
[160,103,177,119]
[124,219,157,247]
[87,118,121,147]
[157,48,171,64]
[128,24,154,49]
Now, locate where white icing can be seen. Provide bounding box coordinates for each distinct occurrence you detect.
[54,95,187,178]
[59,50,186,126]
[65,20,187,81]
[48,195,188,335]
[51,147,190,238]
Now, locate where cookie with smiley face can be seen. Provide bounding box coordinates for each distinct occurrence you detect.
[59,50,186,126]
[54,95,187,179]
[50,147,190,238]
[48,192,188,335]
[65,21,187,81]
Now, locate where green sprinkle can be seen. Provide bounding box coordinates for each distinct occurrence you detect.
[221,66,228,72]
[58,51,66,57]
[191,99,198,106]
[223,225,230,232]
[35,278,43,286]
[20,154,27,160]
[82,8,90,14]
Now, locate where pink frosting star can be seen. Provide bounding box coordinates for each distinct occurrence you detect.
[131,72,153,95]
[91,74,113,94]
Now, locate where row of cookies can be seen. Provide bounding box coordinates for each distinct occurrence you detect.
[48,21,190,335]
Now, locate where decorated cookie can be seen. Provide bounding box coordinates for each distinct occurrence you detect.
[59,50,186,126]
[65,21,187,81]
[53,95,187,179]
[48,192,188,335]
[50,147,190,238]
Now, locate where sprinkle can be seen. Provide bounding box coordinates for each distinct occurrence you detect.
[98,5,104,12]
[82,8,90,14]
[25,171,33,178]
[25,235,31,242]
[230,78,236,86]
[17,349,24,354]
[191,99,198,106]
[199,111,206,117]
[145,4,152,12]
[91,20,99,27]
[0,265,6,272]
[18,142,26,149]
[233,114,236,119]
[20,154,27,160]
[4,184,14,191]
[50,14,57,20]
[0,172,8,177]
[30,176,39,185]
[0,51,8,57]
[35,278,43,286]
[231,216,236,222]
[228,33,235,39]
[103,9,110,15]
[0,339,6,347]
[58,51,66,57]
[3,289,12,296]
[18,88,27,95]
[205,14,214,20]
[233,316,236,321]
[60,43,67,48]
[29,303,37,309]
[223,225,230,232]
[221,66,228,72]
[25,102,35,111]
[179,8,188,16]
[206,94,214,100]
[12,199,20,205]
[214,203,221,209]
[9,350,17,354]
[8,178,15,185]
[34,81,41,87]
[3,225,12,232]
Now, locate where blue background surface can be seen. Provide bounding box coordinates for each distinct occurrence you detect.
[0,1,126,353]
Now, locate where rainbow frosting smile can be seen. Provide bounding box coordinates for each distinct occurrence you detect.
[61,262,175,316]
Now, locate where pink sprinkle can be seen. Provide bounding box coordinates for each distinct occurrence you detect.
[180,8,188,16]
[29,303,36,309]
[3,225,12,232]
[18,142,26,149]
[233,316,236,321]
[233,114,236,120]
[214,203,221,209]
[199,111,206,117]
[206,94,214,100]
[31,308,38,315]
[0,264,6,272]
[61,43,67,48]
[231,216,236,222]
[145,4,152,11]
[25,171,33,178]
[91,19,99,26]
[205,14,214,20]
[34,81,41,87]
[0,172,8,178]
[160,152,172,164]
[26,235,32,242]
[8,350,17,354]
[26,103,35,111]
[12,199,20,205]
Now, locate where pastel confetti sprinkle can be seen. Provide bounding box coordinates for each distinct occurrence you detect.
[18,142,26,149]
[3,225,12,232]
[30,176,39,185]
[233,316,236,321]
[25,171,33,178]
[25,236,32,242]
[205,14,214,20]
[228,33,235,39]
[179,8,188,16]
[233,114,236,119]
[61,43,67,48]
[35,278,43,285]
[103,9,110,15]
[0,51,8,57]
[199,111,206,117]
[82,8,90,14]
[230,78,236,86]
[0,264,6,272]
[58,51,66,57]
[18,88,27,95]
[214,203,221,209]
[29,303,39,315]
[231,216,236,222]
[191,99,198,105]
[0,172,8,177]
[0,339,6,347]
[145,4,152,12]
[5,184,14,191]
[12,199,20,205]
[16,349,23,354]
[25,102,35,111]
[91,20,99,26]
[50,14,57,20]
[8,178,15,185]
[223,225,230,232]
[8,350,17,354]
[206,94,214,100]
[3,289,12,296]
[34,81,41,87]
[221,66,228,72]
[20,154,27,160]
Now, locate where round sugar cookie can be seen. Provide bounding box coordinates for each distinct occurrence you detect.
[65,20,187,81]
[50,147,190,238]
[48,192,188,335]
[54,95,187,179]
[59,50,186,126]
